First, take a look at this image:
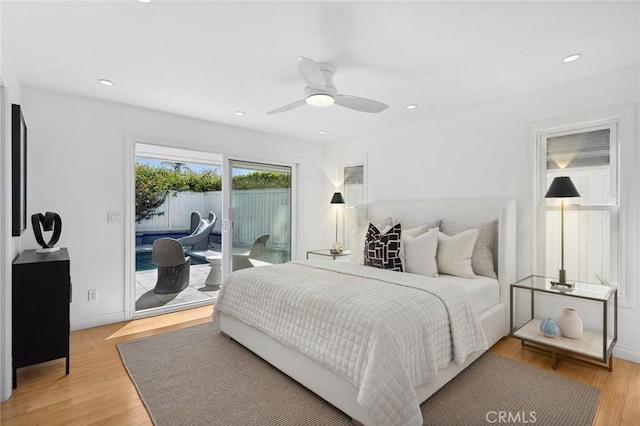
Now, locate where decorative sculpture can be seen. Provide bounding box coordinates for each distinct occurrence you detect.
[32,211,62,253]
[177,212,216,250]
[540,318,559,338]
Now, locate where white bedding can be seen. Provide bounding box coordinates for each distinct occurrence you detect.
[442,274,500,315]
[213,259,487,426]
[343,259,501,316]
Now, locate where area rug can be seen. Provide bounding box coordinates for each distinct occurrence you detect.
[117,323,600,426]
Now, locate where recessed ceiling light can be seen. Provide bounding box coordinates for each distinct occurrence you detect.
[406,104,418,110]
[234,111,245,116]
[98,79,114,86]
[137,0,151,3]
[563,54,582,63]
[319,130,328,134]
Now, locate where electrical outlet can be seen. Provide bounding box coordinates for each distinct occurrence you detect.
[88,289,97,302]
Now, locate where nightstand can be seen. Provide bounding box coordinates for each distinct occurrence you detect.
[510,275,617,371]
[306,249,351,260]
[13,248,71,388]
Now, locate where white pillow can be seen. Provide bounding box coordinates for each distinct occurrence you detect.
[441,219,497,278]
[437,229,479,279]
[349,217,393,264]
[404,224,431,238]
[399,224,427,267]
[399,221,441,268]
[404,227,439,277]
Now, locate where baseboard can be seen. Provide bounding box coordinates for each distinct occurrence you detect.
[71,311,126,331]
[132,298,215,320]
[613,344,640,364]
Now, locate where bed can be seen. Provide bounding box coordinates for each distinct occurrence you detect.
[214,198,516,425]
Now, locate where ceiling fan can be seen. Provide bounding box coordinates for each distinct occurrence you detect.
[267,56,389,115]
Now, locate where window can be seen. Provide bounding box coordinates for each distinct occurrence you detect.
[337,157,367,253]
[537,123,618,286]
[343,165,365,207]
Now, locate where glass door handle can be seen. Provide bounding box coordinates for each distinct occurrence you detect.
[223,218,231,232]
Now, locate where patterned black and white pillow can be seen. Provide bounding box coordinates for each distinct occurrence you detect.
[364,223,403,272]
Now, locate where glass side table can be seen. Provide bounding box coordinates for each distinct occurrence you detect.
[510,275,617,371]
[306,249,351,260]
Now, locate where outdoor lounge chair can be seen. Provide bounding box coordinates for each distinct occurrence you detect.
[177,212,217,250]
[152,238,191,294]
[232,234,270,271]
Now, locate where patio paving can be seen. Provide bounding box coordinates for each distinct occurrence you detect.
[134,244,288,315]
[135,264,220,313]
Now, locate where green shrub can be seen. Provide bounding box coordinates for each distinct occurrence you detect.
[232,172,291,190]
[135,164,289,222]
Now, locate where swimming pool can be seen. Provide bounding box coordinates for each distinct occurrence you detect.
[135,250,206,271]
[135,231,207,271]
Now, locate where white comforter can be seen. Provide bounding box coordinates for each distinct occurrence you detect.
[213,259,487,426]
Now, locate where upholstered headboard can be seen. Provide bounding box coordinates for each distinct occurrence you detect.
[347,198,516,298]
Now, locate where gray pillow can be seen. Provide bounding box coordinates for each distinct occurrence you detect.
[441,219,497,278]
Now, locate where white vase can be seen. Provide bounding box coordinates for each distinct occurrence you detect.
[558,308,583,339]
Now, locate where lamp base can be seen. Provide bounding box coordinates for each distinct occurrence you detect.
[550,269,574,290]
[331,241,343,254]
[550,282,575,291]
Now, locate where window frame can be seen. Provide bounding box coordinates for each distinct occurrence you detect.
[336,155,368,208]
[336,155,368,251]
[532,106,635,308]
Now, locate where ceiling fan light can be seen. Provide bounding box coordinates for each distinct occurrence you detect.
[306,94,334,107]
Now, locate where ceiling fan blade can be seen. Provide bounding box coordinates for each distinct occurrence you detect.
[266,99,306,115]
[335,95,389,113]
[297,56,326,90]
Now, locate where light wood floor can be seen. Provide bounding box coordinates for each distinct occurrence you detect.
[1,306,638,425]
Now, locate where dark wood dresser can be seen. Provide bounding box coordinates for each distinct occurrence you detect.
[12,248,70,388]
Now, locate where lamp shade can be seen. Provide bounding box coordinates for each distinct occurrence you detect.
[330,192,345,204]
[544,176,580,198]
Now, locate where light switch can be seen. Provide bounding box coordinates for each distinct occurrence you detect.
[108,211,122,223]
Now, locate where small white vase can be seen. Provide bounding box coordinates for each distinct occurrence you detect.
[558,308,583,339]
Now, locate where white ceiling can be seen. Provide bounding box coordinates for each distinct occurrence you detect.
[3,1,639,143]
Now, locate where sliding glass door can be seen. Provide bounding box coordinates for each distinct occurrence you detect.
[131,143,224,318]
[222,158,293,276]
[128,148,296,319]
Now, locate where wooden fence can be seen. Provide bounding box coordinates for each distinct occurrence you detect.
[136,189,291,247]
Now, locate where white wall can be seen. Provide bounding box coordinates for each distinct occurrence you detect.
[325,65,640,362]
[0,0,24,400]
[19,86,327,331]
[0,84,12,404]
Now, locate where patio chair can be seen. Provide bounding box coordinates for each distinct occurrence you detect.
[232,234,270,271]
[177,212,216,250]
[152,238,191,294]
